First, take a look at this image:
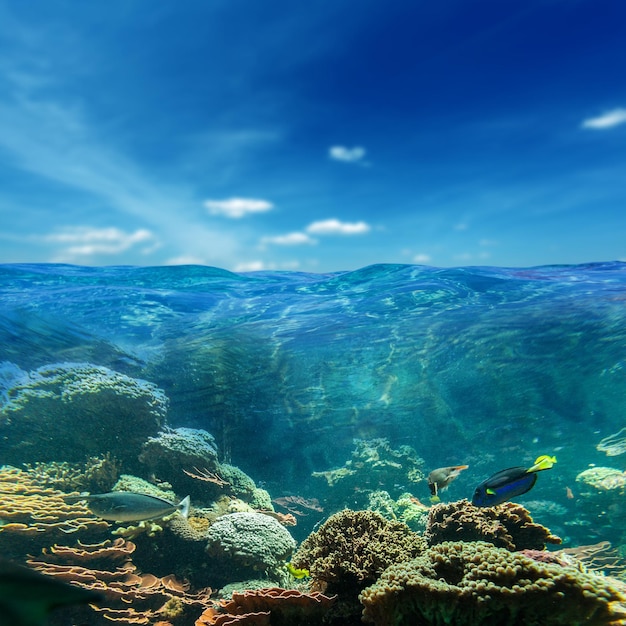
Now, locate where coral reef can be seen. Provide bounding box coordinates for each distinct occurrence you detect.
[0,466,109,559]
[291,509,426,594]
[23,453,121,493]
[139,427,220,492]
[359,541,626,626]
[205,512,297,580]
[195,587,336,626]
[424,498,562,550]
[113,474,178,502]
[575,467,626,544]
[312,439,425,509]
[597,428,626,457]
[577,467,626,491]
[218,464,274,510]
[0,362,168,465]
[367,490,430,533]
[29,537,212,626]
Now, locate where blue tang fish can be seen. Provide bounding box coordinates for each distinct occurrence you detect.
[472,455,556,507]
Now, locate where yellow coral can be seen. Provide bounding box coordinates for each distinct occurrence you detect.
[187,516,211,534]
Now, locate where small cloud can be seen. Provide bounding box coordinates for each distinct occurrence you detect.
[581,108,626,130]
[234,260,266,272]
[454,222,468,231]
[413,253,431,264]
[166,255,206,265]
[44,227,156,256]
[261,232,317,246]
[306,218,370,235]
[329,145,366,163]
[205,197,274,218]
[234,260,301,272]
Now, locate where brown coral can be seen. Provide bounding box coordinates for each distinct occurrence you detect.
[196,587,336,626]
[359,541,626,626]
[29,537,212,625]
[0,466,109,558]
[291,509,425,594]
[424,498,561,550]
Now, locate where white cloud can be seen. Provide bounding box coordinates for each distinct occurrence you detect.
[261,232,317,246]
[329,145,366,163]
[413,253,431,264]
[44,227,157,256]
[234,260,267,272]
[306,218,371,235]
[581,108,626,130]
[205,197,274,218]
[165,255,207,265]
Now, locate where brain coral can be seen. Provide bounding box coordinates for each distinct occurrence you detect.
[0,362,168,465]
[425,498,561,551]
[359,541,626,626]
[291,509,426,594]
[205,512,296,574]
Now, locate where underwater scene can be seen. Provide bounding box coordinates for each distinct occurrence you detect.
[2,261,626,625]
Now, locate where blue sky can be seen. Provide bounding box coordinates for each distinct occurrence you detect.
[1,0,625,272]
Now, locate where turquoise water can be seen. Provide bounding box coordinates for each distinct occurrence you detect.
[1,262,626,622]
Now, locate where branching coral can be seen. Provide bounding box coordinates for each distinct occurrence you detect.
[195,588,336,626]
[0,362,168,465]
[290,509,426,595]
[359,541,626,626]
[424,498,562,551]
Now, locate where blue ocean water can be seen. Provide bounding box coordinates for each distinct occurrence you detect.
[1,262,626,622]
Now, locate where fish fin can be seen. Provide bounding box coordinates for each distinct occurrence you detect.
[64,493,90,505]
[453,465,469,471]
[486,488,496,495]
[178,495,191,519]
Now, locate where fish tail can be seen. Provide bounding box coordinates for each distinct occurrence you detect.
[178,495,191,518]
[527,455,557,473]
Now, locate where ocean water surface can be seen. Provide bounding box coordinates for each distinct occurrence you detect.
[1,261,626,624]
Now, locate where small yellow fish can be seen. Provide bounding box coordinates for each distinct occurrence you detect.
[285,562,310,579]
[527,455,557,473]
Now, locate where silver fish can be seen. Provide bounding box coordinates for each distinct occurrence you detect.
[65,492,190,522]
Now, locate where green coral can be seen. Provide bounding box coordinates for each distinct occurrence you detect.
[205,511,296,574]
[0,362,167,465]
[113,474,178,502]
[367,490,430,533]
[360,541,626,626]
[218,463,273,510]
[312,439,426,512]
